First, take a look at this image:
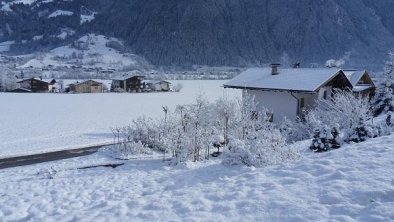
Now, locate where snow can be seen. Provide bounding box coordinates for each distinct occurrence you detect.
[224,68,342,92]
[0,41,15,52]
[48,10,74,18]
[56,29,75,40]
[0,134,393,221]
[0,80,240,158]
[1,0,40,11]
[33,35,43,41]
[80,13,96,24]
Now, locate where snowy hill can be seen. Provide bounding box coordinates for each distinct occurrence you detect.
[20,34,152,70]
[0,134,393,221]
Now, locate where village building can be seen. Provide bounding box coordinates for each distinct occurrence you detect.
[15,77,57,93]
[224,64,375,123]
[111,74,145,92]
[144,80,171,92]
[68,80,103,93]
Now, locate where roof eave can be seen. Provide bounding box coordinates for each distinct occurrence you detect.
[223,85,316,94]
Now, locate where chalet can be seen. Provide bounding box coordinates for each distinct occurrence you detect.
[111,74,145,92]
[16,77,57,93]
[343,69,375,98]
[224,64,362,122]
[68,80,103,93]
[145,80,171,92]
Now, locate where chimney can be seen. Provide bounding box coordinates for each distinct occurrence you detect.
[293,63,300,68]
[270,63,281,75]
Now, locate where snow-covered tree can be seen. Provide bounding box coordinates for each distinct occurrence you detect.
[0,72,17,92]
[373,51,394,115]
[223,95,299,167]
[213,96,238,149]
[310,125,342,152]
[172,83,183,92]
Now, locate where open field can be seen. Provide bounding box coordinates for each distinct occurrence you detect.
[0,80,240,158]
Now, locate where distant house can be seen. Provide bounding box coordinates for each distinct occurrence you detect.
[68,80,103,93]
[343,69,375,98]
[145,80,171,92]
[16,77,57,93]
[224,65,361,122]
[111,74,145,92]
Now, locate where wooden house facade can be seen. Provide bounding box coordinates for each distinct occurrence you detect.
[111,75,145,92]
[69,80,103,93]
[16,78,56,93]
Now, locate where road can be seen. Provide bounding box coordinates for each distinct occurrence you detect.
[0,145,105,170]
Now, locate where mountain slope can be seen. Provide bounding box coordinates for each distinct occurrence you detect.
[1,0,394,70]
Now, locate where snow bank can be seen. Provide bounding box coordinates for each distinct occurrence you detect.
[0,134,393,221]
[80,13,96,24]
[48,10,74,18]
[0,41,15,52]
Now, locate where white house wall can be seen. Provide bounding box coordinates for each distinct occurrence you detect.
[244,89,319,122]
[318,86,333,99]
[244,89,298,122]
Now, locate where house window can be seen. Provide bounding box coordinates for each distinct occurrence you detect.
[300,98,305,108]
[266,112,274,122]
[251,111,259,120]
[323,91,328,100]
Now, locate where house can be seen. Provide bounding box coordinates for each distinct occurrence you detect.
[68,80,103,93]
[111,73,145,92]
[224,64,356,122]
[343,69,375,98]
[16,77,57,93]
[145,80,171,92]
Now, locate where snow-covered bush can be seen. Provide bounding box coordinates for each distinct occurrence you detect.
[343,120,380,143]
[373,52,394,115]
[113,87,125,93]
[223,95,299,167]
[305,90,377,143]
[279,117,311,142]
[172,83,183,92]
[223,127,297,167]
[110,94,296,167]
[105,141,152,160]
[310,125,342,152]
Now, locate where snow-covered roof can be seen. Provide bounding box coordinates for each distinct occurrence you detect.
[144,80,170,84]
[113,72,145,81]
[353,85,374,92]
[343,70,366,86]
[69,80,102,86]
[343,69,375,94]
[17,78,55,84]
[224,68,343,92]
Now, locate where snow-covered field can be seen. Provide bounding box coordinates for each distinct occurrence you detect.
[0,134,393,221]
[0,80,239,158]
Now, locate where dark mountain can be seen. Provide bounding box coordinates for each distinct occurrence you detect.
[1,0,394,70]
